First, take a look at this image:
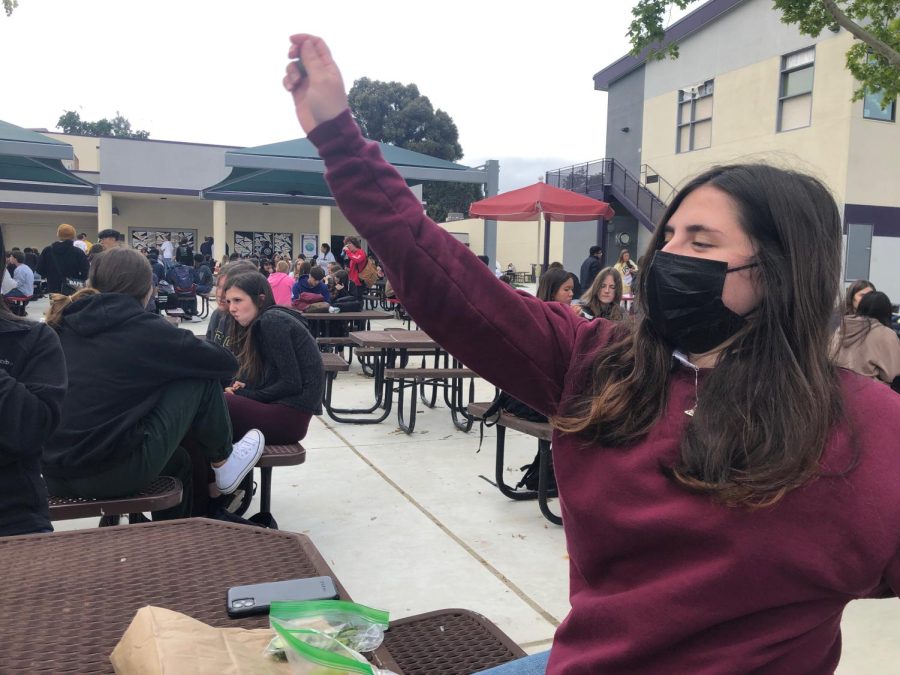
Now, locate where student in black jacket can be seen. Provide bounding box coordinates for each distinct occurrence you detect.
[42,248,265,520]
[0,227,67,537]
[36,223,89,295]
[222,271,324,445]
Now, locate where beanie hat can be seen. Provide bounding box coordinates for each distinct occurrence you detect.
[57,223,76,240]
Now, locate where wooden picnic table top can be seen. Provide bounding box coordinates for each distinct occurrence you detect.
[0,519,523,674]
[301,310,392,321]
[349,330,439,349]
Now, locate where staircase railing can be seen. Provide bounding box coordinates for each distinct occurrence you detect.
[545,159,672,230]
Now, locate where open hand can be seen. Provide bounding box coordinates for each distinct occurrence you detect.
[283,34,349,135]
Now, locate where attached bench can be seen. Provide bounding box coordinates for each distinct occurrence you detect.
[256,444,306,515]
[386,366,479,434]
[381,608,526,674]
[5,294,32,317]
[48,476,183,525]
[468,402,561,525]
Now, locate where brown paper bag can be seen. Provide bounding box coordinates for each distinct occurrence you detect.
[110,605,292,674]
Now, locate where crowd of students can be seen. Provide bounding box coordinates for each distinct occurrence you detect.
[0,224,326,536]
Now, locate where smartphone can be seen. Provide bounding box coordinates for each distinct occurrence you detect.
[226,576,338,618]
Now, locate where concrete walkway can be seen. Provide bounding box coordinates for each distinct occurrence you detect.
[34,296,896,671]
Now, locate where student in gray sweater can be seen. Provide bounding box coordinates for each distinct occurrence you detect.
[222,271,324,443]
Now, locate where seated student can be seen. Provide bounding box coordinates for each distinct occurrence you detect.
[281,43,900,671]
[831,290,900,386]
[166,260,201,322]
[4,251,35,299]
[260,259,275,278]
[267,260,294,307]
[579,266,627,322]
[292,259,311,281]
[206,260,259,348]
[535,266,578,312]
[192,253,214,294]
[223,271,325,445]
[843,279,875,315]
[41,247,264,520]
[0,228,67,537]
[291,265,331,305]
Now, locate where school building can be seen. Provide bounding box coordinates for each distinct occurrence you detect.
[0,120,496,263]
[543,0,899,299]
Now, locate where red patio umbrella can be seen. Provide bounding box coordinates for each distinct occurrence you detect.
[469,182,614,273]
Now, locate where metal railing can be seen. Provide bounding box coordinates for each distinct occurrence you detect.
[545,158,671,228]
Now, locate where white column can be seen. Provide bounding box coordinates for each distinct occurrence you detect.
[318,205,332,253]
[213,201,227,260]
[98,191,113,235]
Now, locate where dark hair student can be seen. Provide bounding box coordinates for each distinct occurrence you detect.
[0,226,67,536]
[42,247,265,521]
[844,279,875,315]
[535,267,573,303]
[283,35,900,674]
[222,271,325,447]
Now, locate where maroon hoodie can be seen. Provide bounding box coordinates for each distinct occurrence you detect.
[309,110,900,674]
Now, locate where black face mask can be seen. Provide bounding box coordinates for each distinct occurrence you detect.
[645,250,758,354]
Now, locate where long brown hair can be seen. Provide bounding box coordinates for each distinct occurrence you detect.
[555,164,845,507]
[536,268,570,302]
[224,272,275,383]
[842,279,875,315]
[582,267,625,321]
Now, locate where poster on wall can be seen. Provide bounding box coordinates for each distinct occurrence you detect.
[301,234,318,259]
[131,229,196,252]
[233,231,293,259]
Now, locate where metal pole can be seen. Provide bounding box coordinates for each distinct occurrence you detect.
[483,160,499,268]
[542,214,551,273]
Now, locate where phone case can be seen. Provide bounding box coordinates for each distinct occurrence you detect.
[227,576,339,617]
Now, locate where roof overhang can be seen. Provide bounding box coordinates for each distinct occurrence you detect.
[0,120,99,195]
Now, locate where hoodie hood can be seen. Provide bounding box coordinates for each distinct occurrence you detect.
[61,293,146,337]
[51,239,75,253]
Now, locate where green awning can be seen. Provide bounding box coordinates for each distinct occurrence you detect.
[0,120,98,195]
[202,134,487,204]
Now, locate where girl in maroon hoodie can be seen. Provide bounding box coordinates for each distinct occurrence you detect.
[283,35,900,675]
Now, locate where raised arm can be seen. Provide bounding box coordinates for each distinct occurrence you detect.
[283,35,583,414]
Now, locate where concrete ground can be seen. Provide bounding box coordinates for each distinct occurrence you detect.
[32,294,897,672]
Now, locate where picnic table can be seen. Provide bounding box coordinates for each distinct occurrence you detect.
[0,519,524,674]
[323,331,477,433]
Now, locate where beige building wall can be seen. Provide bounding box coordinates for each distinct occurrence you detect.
[0,211,97,250]
[641,33,855,202]
[437,217,557,273]
[45,133,101,172]
[844,98,900,207]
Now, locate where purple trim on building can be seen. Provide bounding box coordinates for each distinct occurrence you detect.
[99,184,200,196]
[0,201,97,213]
[593,0,746,91]
[844,203,900,238]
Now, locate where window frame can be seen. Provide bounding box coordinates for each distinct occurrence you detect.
[777,46,815,133]
[862,54,896,122]
[676,78,714,153]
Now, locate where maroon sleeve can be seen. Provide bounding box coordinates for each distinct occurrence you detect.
[308,110,583,416]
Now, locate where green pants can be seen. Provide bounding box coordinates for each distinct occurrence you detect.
[46,379,233,520]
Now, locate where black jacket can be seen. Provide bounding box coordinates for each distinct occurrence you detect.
[43,293,238,478]
[0,316,67,536]
[37,240,89,294]
[579,255,603,291]
[234,306,324,415]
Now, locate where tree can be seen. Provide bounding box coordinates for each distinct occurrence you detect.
[628,0,899,105]
[3,0,17,17]
[56,110,150,140]
[348,77,483,223]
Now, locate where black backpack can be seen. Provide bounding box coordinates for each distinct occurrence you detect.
[479,392,556,493]
[169,264,196,293]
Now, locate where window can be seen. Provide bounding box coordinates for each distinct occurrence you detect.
[778,47,815,132]
[677,79,714,153]
[862,55,896,122]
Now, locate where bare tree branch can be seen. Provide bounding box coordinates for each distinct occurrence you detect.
[821,0,900,67]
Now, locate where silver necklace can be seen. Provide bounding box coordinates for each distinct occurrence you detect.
[672,350,700,417]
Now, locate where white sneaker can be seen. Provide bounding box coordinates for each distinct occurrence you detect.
[190,315,203,323]
[214,429,265,494]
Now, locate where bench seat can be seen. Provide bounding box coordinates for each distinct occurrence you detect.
[48,476,183,521]
[385,367,477,380]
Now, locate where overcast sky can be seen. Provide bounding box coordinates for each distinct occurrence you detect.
[0,0,683,192]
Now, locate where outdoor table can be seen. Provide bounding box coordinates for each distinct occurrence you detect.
[0,519,526,673]
[324,331,474,432]
[301,309,393,339]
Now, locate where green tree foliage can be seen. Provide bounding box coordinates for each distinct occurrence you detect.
[3,0,17,17]
[56,111,150,140]
[628,0,899,105]
[348,77,482,223]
